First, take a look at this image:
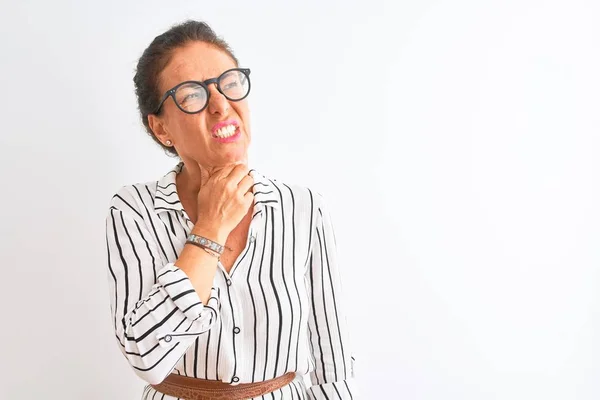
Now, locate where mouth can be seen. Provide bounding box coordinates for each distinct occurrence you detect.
[212,120,240,139]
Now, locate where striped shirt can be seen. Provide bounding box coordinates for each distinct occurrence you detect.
[105,161,358,399]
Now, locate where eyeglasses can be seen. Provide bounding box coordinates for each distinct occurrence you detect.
[153,68,251,114]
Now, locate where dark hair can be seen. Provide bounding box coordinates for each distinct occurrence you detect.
[133,20,239,157]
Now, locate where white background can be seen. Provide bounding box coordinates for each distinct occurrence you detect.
[1,0,599,399]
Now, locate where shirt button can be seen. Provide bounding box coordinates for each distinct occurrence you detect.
[249,235,256,243]
[232,376,239,383]
[233,327,241,334]
[164,335,172,342]
[226,279,232,286]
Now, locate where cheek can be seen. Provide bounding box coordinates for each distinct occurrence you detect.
[175,114,210,138]
[235,101,251,128]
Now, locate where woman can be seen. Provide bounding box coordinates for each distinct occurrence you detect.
[105,20,357,400]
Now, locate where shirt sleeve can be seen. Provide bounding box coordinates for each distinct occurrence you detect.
[105,198,220,385]
[305,193,359,399]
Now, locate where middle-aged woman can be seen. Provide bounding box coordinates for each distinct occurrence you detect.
[105,20,357,399]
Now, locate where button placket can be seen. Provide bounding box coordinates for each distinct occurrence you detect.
[223,208,260,383]
[227,279,245,384]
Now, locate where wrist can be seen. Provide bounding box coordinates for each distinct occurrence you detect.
[190,225,229,244]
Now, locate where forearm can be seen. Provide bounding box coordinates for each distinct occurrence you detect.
[305,193,358,399]
[175,226,229,304]
[114,262,221,384]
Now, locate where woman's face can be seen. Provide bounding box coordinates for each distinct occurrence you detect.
[150,41,251,167]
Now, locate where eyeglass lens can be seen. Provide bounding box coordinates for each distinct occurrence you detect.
[174,69,249,113]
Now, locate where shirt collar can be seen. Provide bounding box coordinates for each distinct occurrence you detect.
[154,162,281,215]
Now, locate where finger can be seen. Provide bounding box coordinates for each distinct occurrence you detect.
[242,190,254,205]
[209,163,239,181]
[237,174,255,195]
[225,163,250,183]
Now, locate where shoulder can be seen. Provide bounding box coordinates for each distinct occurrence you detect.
[107,162,181,221]
[107,180,159,221]
[254,170,327,213]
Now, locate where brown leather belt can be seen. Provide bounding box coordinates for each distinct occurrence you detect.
[151,372,296,400]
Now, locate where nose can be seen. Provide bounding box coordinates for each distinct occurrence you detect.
[206,83,230,115]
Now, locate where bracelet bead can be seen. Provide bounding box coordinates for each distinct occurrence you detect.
[186,234,224,258]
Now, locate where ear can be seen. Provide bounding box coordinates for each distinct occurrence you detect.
[148,114,170,145]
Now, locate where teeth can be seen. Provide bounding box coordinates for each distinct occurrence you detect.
[215,124,237,138]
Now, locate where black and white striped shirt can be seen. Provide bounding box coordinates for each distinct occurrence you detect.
[105,162,357,399]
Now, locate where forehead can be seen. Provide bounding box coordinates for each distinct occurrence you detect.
[159,41,237,91]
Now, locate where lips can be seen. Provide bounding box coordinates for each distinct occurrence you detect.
[212,120,240,138]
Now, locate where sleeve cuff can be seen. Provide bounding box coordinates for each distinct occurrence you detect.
[307,378,359,400]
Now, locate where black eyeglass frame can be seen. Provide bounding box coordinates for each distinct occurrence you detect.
[152,68,251,115]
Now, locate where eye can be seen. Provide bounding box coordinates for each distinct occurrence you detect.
[182,92,201,102]
[175,82,207,107]
[222,80,240,90]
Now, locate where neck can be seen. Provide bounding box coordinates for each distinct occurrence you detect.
[177,157,249,198]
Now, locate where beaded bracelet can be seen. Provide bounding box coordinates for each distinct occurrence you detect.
[186,234,224,259]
